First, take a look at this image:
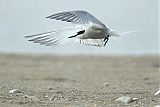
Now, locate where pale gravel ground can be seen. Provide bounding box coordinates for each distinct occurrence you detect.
[0,54,159,107]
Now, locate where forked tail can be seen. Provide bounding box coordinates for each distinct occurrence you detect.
[108,29,137,37]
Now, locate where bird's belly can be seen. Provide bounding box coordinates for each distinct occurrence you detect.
[80,25,106,39]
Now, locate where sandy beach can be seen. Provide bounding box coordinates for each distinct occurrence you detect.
[0,54,159,107]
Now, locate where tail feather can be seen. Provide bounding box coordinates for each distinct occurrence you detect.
[108,29,137,42]
[108,29,137,37]
[108,29,121,37]
[121,31,137,36]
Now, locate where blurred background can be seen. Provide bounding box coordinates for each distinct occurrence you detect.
[0,1,159,106]
[0,0,159,55]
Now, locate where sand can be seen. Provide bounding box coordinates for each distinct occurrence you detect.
[0,54,159,107]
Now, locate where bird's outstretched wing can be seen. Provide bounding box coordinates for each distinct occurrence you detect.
[25,27,105,47]
[46,10,105,26]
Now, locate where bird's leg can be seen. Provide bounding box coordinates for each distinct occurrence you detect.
[103,35,109,46]
[103,37,107,42]
[68,30,85,38]
[104,38,109,46]
[103,35,109,42]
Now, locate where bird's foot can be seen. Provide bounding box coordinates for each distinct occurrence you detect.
[103,37,109,46]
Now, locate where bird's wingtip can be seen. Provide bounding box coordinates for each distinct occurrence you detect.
[24,35,31,38]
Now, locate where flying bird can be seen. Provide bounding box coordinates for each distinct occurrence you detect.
[25,10,123,47]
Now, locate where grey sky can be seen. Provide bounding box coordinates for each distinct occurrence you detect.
[0,0,158,55]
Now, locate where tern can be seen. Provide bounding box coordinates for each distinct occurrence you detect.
[25,10,129,47]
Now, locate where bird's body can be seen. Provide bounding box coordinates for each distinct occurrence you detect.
[25,10,120,47]
[82,24,107,39]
